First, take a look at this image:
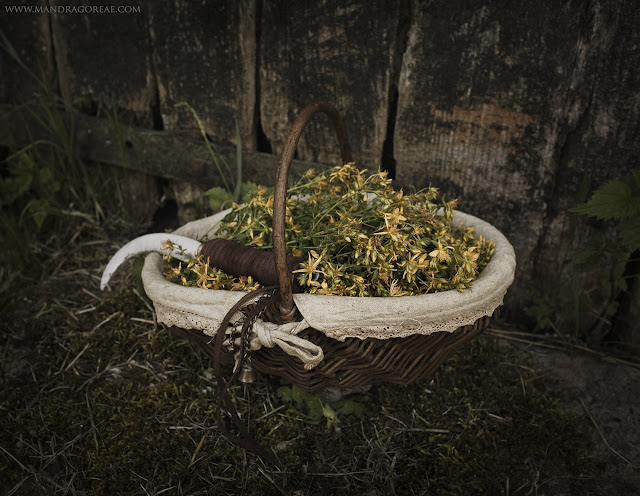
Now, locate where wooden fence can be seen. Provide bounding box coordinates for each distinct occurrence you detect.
[1,0,638,341]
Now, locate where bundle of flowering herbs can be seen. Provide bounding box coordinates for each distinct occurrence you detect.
[163,163,495,297]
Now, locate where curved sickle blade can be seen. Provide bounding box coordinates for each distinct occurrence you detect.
[100,233,202,290]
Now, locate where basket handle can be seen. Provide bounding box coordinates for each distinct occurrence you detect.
[273,102,353,321]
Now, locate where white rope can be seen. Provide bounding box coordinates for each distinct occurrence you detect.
[249,319,323,370]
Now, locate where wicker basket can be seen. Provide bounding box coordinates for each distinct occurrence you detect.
[142,102,516,392]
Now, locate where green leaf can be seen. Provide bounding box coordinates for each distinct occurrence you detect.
[614,276,628,293]
[24,198,49,228]
[605,301,619,317]
[305,396,324,422]
[335,399,355,415]
[38,166,61,194]
[291,385,304,405]
[132,257,147,299]
[352,401,365,419]
[276,386,293,403]
[571,176,640,220]
[321,403,338,427]
[572,238,604,267]
[620,216,640,251]
[204,186,234,209]
[239,182,259,203]
[0,153,34,206]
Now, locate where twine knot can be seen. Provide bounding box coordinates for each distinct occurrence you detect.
[250,319,324,370]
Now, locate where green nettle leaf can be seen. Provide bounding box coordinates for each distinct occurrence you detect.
[572,238,604,267]
[620,216,640,251]
[571,176,640,220]
[205,186,234,209]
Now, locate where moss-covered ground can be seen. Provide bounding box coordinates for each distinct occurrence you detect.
[0,206,637,495]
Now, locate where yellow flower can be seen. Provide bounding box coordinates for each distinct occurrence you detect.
[399,252,429,282]
[429,240,451,263]
[389,279,409,297]
[192,261,215,289]
[314,280,332,295]
[383,207,407,228]
[330,165,352,183]
[293,249,326,286]
[252,233,265,247]
[374,224,403,243]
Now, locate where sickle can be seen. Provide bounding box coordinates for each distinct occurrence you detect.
[100,234,304,292]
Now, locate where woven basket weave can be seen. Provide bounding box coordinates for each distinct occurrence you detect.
[143,102,516,392]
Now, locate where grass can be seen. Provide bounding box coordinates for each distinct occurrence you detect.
[0,218,632,495]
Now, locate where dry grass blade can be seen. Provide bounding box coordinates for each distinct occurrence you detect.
[580,399,633,466]
[487,328,640,369]
[189,434,206,467]
[59,342,91,374]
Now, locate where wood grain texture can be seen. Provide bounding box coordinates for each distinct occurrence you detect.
[50,2,156,126]
[259,0,399,170]
[393,0,639,309]
[148,0,257,147]
[0,103,328,188]
[0,0,55,103]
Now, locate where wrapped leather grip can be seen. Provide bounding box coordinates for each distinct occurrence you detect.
[199,238,304,292]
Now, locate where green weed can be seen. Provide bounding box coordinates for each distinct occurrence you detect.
[178,102,258,210]
[277,382,368,428]
[526,170,640,345]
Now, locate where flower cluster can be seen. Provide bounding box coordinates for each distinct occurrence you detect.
[190,163,495,296]
[162,241,261,292]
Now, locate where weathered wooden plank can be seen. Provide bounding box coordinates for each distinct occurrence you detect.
[393,0,639,311]
[0,0,55,103]
[531,0,640,337]
[259,0,399,170]
[49,1,155,126]
[147,0,256,148]
[0,104,330,189]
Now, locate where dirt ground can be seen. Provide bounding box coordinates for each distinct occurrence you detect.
[1,225,639,494]
[522,343,639,493]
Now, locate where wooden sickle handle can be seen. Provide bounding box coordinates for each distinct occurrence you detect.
[199,238,304,292]
[272,102,353,321]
